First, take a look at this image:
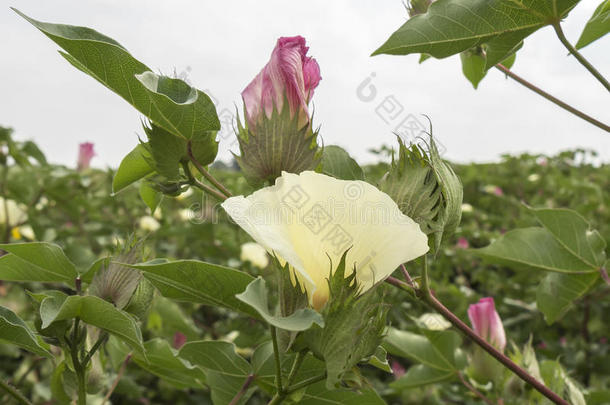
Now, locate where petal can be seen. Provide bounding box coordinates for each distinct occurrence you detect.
[303,57,321,101]
[222,171,429,309]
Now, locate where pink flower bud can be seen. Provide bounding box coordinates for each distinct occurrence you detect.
[242,36,321,127]
[456,237,469,249]
[77,142,95,170]
[467,297,506,352]
[390,359,406,379]
[173,332,187,349]
[493,186,503,196]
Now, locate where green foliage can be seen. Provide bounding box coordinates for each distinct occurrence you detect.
[112,144,154,194]
[236,277,324,331]
[0,305,52,358]
[576,0,610,49]
[373,0,579,69]
[321,145,365,180]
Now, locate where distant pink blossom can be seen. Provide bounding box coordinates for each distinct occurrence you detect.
[493,186,503,196]
[468,297,506,352]
[173,332,187,349]
[559,336,567,347]
[77,142,95,170]
[537,341,547,350]
[456,237,469,249]
[600,337,608,345]
[391,359,406,379]
[242,36,321,127]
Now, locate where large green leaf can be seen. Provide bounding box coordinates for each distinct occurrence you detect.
[0,305,52,358]
[39,293,144,353]
[179,341,253,405]
[14,9,220,140]
[300,382,386,405]
[321,145,365,181]
[460,49,487,89]
[129,338,206,389]
[536,272,599,324]
[576,0,610,49]
[0,242,78,287]
[373,0,579,68]
[391,364,455,389]
[112,144,154,194]
[383,328,463,372]
[129,260,258,318]
[531,208,606,268]
[236,277,324,331]
[473,227,598,274]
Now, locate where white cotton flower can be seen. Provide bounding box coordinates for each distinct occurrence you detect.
[35,197,49,211]
[139,216,160,232]
[461,203,473,213]
[527,174,540,182]
[18,225,35,240]
[178,209,193,222]
[222,171,429,310]
[0,197,28,226]
[175,187,193,201]
[240,242,269,269]
[152,207,162,220]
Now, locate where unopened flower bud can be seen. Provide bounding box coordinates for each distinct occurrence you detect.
[77,142,95,171]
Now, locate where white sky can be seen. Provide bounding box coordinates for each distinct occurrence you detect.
[1,0,609,169]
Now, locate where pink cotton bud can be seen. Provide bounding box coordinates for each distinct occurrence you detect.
[493,186,503,196]
[456,237,469,249]
[242,36,321,127]
[467,297,506,352]
[390,359,406,379]
[173,332,187,349]
[77,142,95,170]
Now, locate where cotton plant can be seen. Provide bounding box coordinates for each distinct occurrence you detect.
[0,5,607,405]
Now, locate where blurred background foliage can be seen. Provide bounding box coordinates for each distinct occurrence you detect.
[1,126,608,404]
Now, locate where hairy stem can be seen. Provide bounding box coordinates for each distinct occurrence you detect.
[552,22,610,92]
[82,332,108,366]
[494,64,610,132]
[0,378,33,405]
[229,374,255,405]
[286,351,307,387]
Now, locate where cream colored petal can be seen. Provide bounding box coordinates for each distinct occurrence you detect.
[240,242,269,269]
[222,171,428,309]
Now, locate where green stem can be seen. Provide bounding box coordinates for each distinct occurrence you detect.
[70,318,87,405]
[0,378,33,405]
[228,374,255,405]
[552,21,610,92]
[267,374,326,405]
[82,332,108,366]
[186,142,232,198]
[270,326,283,393]
[458,372,496,405]
[181,161,227,201]
[494,64,610,132]
[286,351,307,387]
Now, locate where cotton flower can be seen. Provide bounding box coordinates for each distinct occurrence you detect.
[468,297,506,352]
[240,242,269,269]
[77,142,95,170]
[17,225,35,240]
[138,216,160,232]
[527,174,540,182]
[0,197,27,227]
[461,203,473,213]
[242,36,321,127]
[222,171,428,310]
[456,237,469,249]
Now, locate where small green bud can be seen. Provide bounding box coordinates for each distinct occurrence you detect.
[235,104,322,188]
[380,135,463,253]
[124,278,155,321]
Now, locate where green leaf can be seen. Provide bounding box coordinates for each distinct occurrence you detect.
[536,272,599,324]
[383,327,462,372]
[391,364,455,389]
[236,277,324,331]
[366,346,392,373]
[0,242,78,287]
[576,0,610,49]
[500,52,517,70]
[39,293,144,353]
[139,181,163,214]
[300,382,386,405]
[131,339,206,389]
[373,0,579,68]
[129,260,258,318]
[0,305,52,358]
[531,207,606,268]
[321,145,365,180]
[473,227,598,274]
[460,49,487,88]
[50,361,73,405]
[179,340,253,405]
[112,144,154,194]
[14,9,220,140]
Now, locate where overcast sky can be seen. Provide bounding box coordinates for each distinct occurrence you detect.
[2,0,609,169]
